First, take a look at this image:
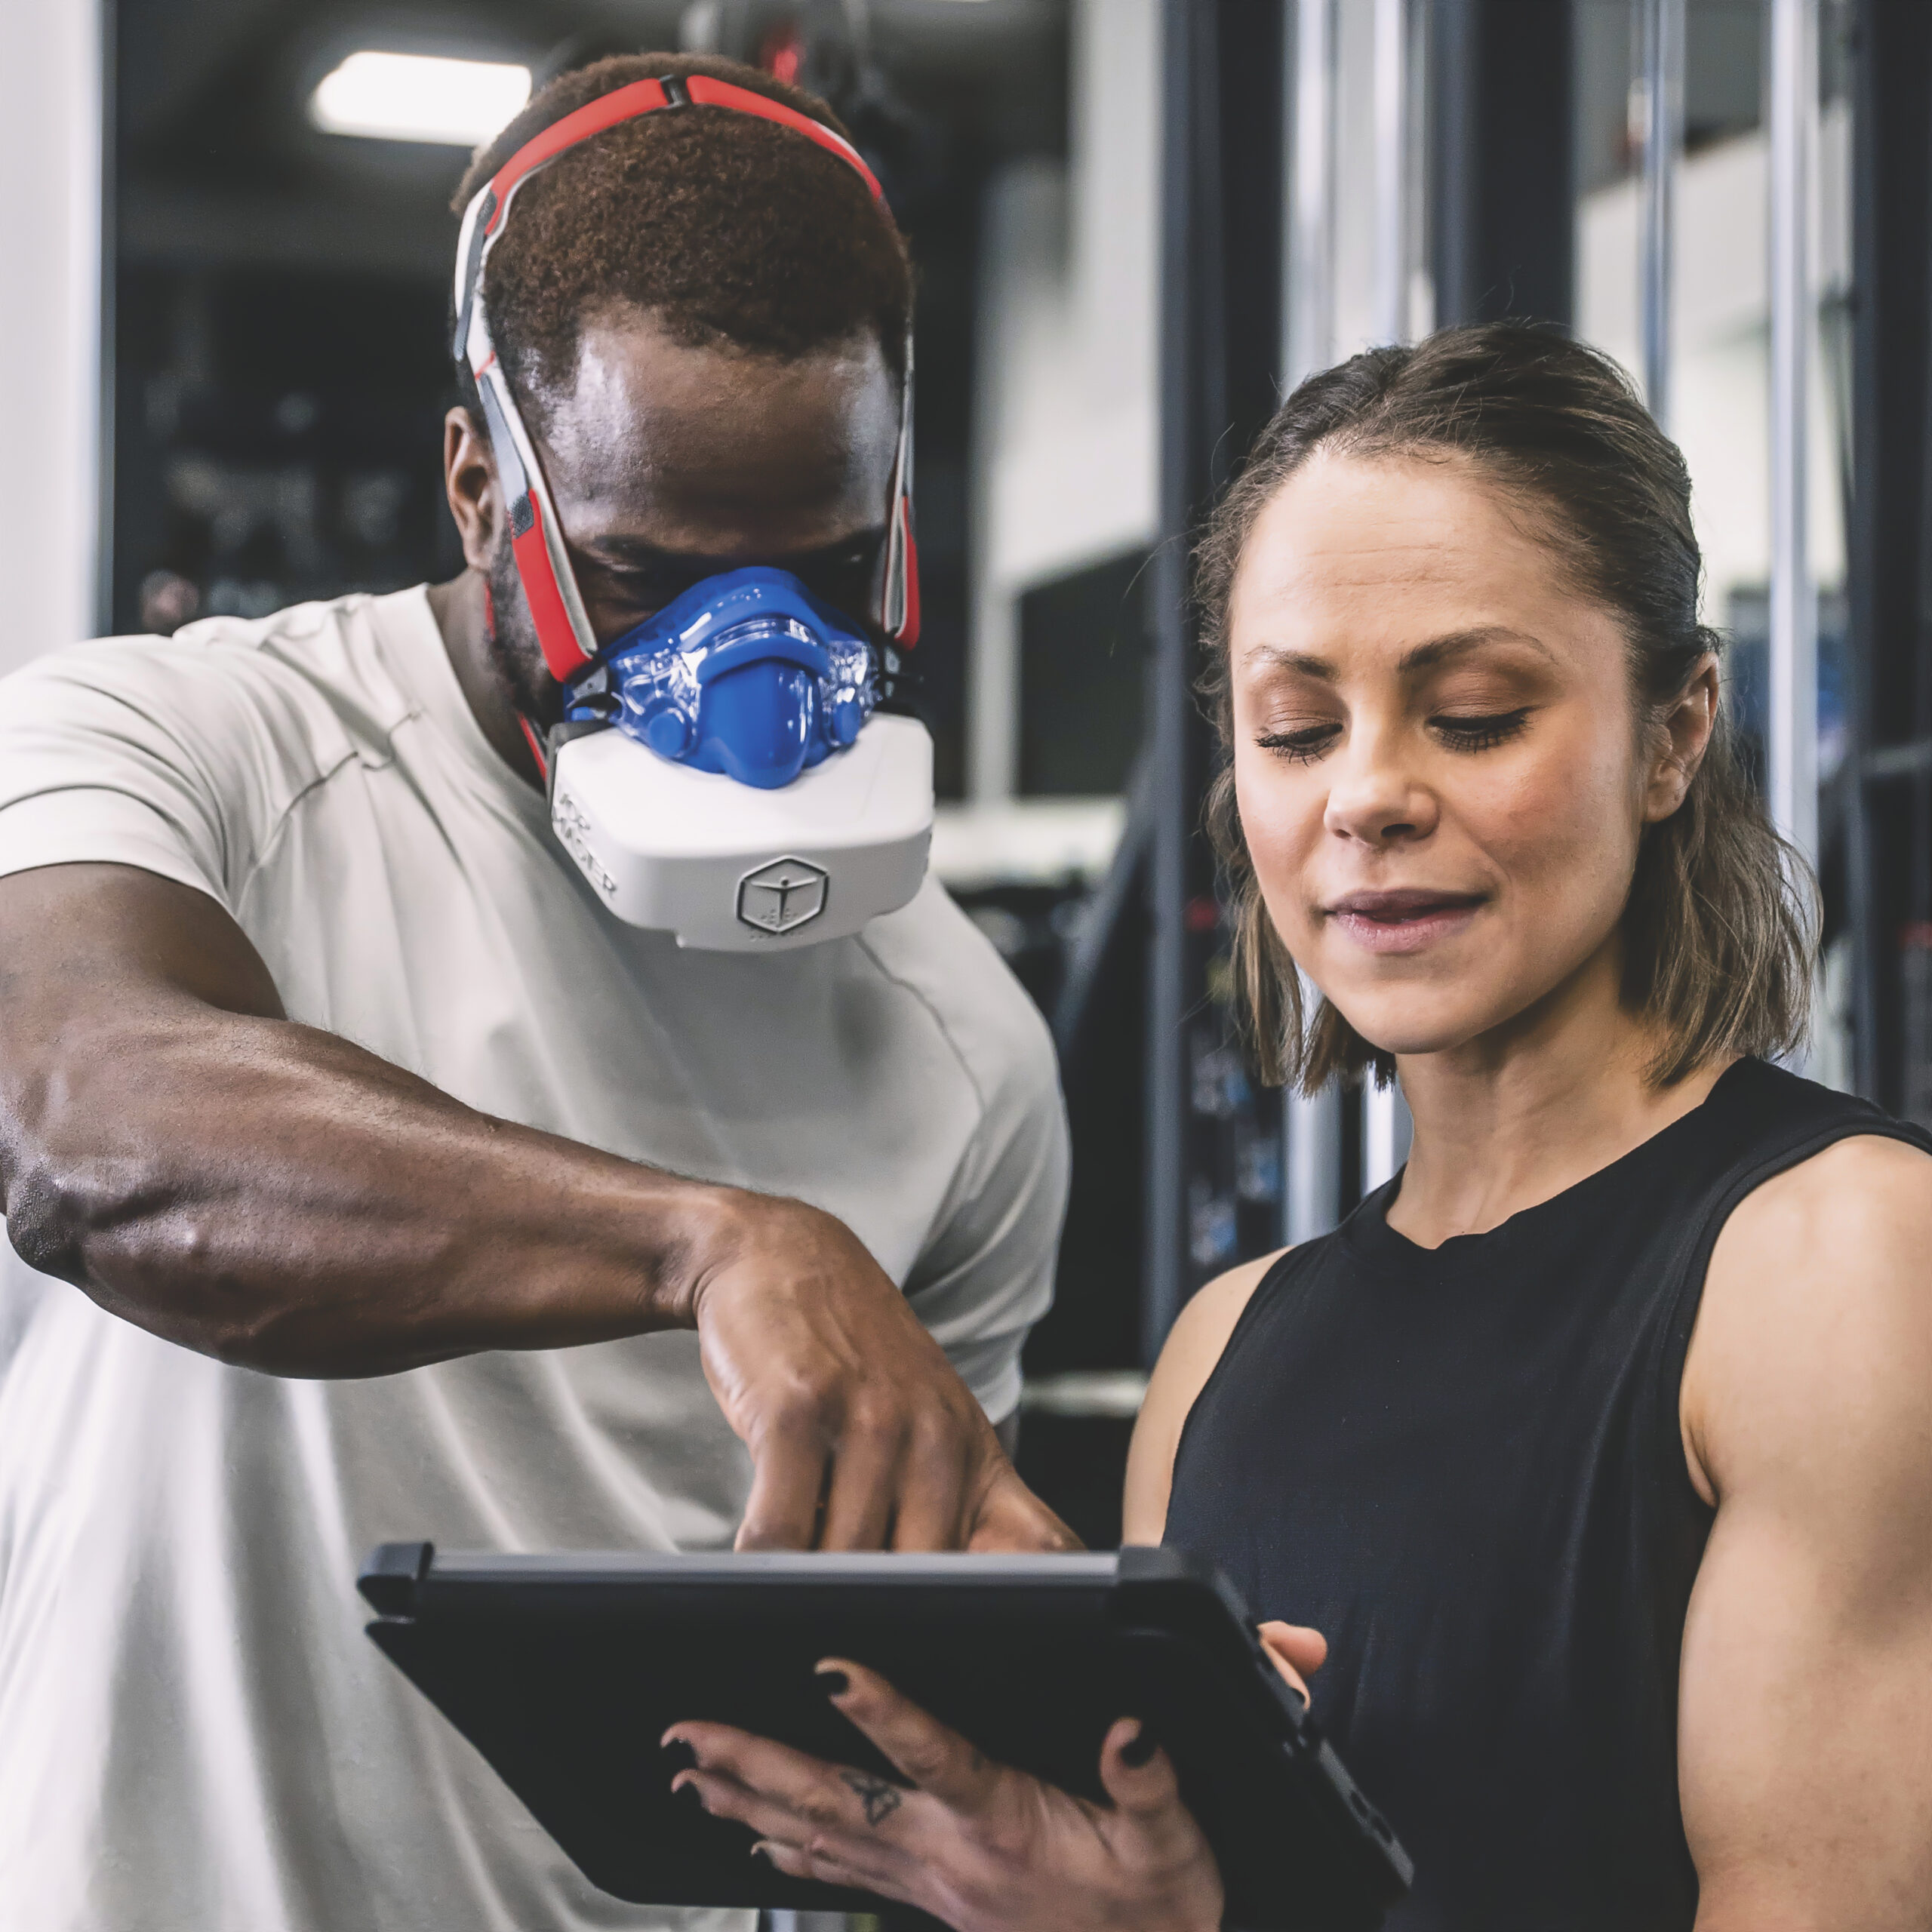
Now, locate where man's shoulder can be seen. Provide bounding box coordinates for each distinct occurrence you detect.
[15,592,411,714]
[2,592,424,774]
[855,878,1062,1119]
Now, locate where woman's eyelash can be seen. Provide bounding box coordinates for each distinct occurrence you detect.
[1254,710,1532,761]
[1432,709,1531,751]
[1255,724,1341,764]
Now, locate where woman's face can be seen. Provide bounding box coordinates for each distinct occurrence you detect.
[1230,450,1684,1063]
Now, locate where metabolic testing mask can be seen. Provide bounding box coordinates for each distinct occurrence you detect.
[452,72,930,951]
[546,567,931,950]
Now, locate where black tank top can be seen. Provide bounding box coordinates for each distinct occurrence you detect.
[1165,1059,1931,1932]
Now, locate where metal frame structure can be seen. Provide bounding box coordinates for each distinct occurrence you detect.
[1847,0,1932,1116]
[1145,0,1286,1357]
[1286,0,1334,389]
[1361,0,1414,1197]
[1767,0,1820,879]
[1282,0,1343,1237]
[1372,0,1409,348]
[1429,0,1574,333]
[1638,0,1685,430]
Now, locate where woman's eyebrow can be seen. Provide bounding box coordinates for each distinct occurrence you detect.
[1242,626,1551,681]
[1243,644,1339,681]
[1395,626,1554,672]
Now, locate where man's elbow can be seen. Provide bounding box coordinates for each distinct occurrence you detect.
[2,1145,291,1371]
[2,1140,115,1288]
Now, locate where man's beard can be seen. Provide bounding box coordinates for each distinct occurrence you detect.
[484,545,565,731]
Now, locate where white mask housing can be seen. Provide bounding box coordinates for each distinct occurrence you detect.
[548,567,931,949]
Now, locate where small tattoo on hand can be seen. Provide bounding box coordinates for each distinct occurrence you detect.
[841,1770,904,1826]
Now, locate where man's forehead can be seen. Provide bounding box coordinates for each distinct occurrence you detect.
[539,310,898,472]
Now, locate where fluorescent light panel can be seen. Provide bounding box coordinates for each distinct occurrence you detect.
[310,51,531,146]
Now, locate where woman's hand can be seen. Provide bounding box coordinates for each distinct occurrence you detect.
[1257,1620,1327,1703]
[666,1660,1225,1932]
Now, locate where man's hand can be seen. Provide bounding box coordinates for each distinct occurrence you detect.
[667,1660,1223,1932]
[687,1192,1077,1552]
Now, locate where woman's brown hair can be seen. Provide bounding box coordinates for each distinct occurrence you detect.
[1198,321,1816,1093]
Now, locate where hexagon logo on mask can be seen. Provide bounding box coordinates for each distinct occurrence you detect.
[736,857,830,937]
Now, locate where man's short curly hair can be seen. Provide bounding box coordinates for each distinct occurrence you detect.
[451,52,912,414]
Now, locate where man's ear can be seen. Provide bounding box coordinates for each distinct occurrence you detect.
[1642,653,1721,824]
[443,407,503,573]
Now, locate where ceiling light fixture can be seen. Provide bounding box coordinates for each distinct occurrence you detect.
[309,51,531,146]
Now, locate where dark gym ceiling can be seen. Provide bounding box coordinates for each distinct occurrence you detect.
[115,0,1069,279]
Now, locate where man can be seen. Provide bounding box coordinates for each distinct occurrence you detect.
[0,54,1071,1932]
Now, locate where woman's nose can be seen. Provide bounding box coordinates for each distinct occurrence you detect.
[1321,730,1437,848]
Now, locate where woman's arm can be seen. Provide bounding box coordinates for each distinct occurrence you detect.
[1124,1247,1328,1697]
[1121,1249,1282,1544]
[1678,1134,1932,1931]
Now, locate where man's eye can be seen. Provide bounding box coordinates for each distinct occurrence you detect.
[1431,709,1531,752]
[795,554,878,610]
[1255,723,1341,764]
[618,567,696,598]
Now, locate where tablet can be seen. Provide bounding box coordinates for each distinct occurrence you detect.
[358,1541,1412,1929]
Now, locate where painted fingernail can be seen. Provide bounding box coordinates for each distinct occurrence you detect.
[1121,1724,1158,1767]
[816,1666,851,1697]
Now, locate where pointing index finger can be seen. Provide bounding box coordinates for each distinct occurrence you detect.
[734,1416,831,1551]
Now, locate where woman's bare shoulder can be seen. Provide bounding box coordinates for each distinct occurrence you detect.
[1121,1247,1287,1546]
[1155,1250,1285,1402]
[1685,1131,1932,1504]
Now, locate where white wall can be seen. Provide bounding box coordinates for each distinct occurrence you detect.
[965,0,1160,806]
[1576,104,1851,608]
[0,0,106,672]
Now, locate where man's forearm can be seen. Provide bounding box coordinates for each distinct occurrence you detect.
[2,1002,735,1375]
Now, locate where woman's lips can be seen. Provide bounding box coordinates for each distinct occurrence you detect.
[1324,889,1486,955]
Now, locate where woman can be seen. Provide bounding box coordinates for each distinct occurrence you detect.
[664,325,1932,1930]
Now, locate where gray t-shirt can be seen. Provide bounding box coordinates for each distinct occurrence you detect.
[0,586,1068,1932]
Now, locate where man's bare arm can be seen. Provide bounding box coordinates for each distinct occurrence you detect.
[1679,1134,1932,1931]
[0,862,1074,1553]
[0,863,740,1373]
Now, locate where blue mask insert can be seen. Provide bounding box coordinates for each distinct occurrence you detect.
[561,566,878,792]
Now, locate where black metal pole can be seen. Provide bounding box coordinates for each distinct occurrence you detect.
[1847,0,1932,1109]
[1146,0,1284,1364]
[1429,0,1574,331]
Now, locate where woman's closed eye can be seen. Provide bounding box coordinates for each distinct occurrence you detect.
[1256,721,1343,763]
[1430,707,1532,752]
[1254,706,1534,764]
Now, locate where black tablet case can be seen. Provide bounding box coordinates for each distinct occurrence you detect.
[359,1542,1411,1929]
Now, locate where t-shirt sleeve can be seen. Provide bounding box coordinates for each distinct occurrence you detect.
[0,635,326,909]
[895,955,1072,1425]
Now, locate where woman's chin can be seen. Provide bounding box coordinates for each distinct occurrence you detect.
[1324,992,1496,1063]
